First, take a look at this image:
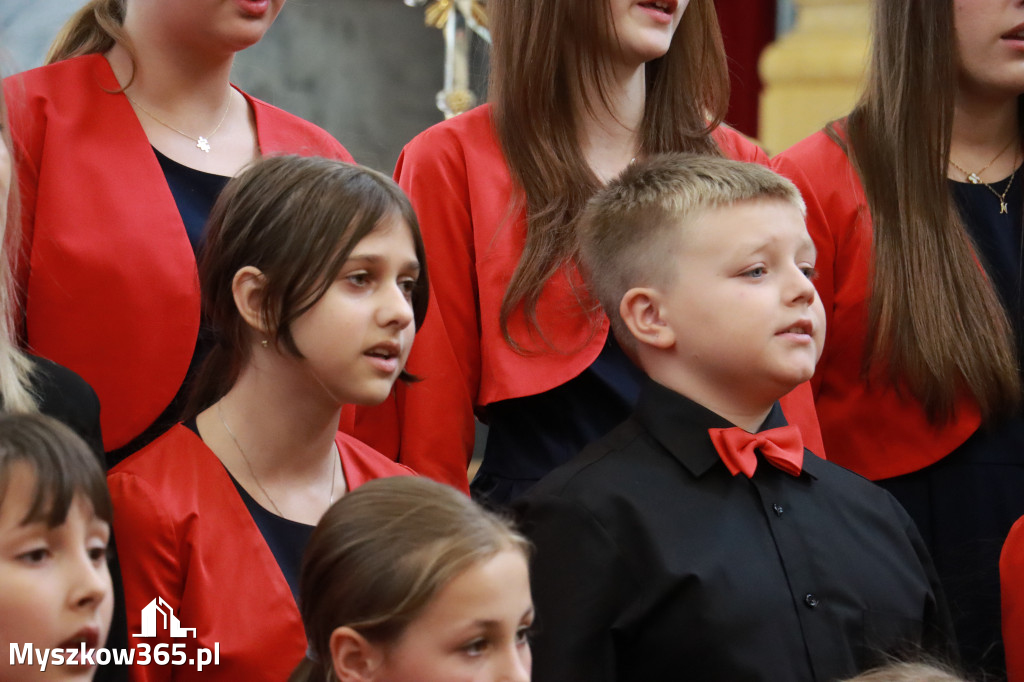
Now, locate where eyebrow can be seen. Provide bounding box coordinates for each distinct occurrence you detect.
[345,254,421,270]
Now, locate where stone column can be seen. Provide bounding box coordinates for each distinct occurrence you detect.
[758,0,870,154]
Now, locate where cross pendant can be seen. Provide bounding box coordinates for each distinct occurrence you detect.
[196,137,211,153]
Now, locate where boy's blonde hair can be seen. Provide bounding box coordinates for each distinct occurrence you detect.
[577,153,806,350]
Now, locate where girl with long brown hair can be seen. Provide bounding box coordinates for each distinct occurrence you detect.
[349,0,824,501]
[772,0,1024,676]
[3,0,352,467]
[107,156,424,681]
[292,476,532,682]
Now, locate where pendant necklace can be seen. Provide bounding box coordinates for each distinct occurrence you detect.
[126,91,231,153]
[217,402,338,518]
[950,137,1019,214]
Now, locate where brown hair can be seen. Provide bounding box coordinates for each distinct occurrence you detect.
[186,156,429,417]
[835,0,1020,423]
[0,413,111,527]
[291,477,530,682]
[489,0,730,351]
[46,0,134,70]
[578,153,805,350]
[0,72,37,413]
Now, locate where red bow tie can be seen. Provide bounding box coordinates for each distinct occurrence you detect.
[707,425,804,478]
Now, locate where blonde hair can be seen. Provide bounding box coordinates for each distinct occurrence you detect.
[46,0,134,75]
[841,661,969,682]
[577,153,805,349]
[0,73,37,413]
[291,477,529,682]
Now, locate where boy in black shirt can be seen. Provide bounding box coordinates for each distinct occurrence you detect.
[517,154,954,682]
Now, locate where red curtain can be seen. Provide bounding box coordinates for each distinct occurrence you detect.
[714,0,777,139]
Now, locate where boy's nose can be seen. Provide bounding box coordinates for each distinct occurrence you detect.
[787,267,817,304]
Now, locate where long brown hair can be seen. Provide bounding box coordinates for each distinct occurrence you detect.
[489,0,729,350]
[838,0,1020,423]
[186,156,429,418]
[45,0,134,71]
[291,476,529,682]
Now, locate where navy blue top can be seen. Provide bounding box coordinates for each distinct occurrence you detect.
[878,169,1024,677]
[106,151,229,465]
[183,419,313,604]
[472,333,645,505]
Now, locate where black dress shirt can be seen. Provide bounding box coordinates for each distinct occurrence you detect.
[516,377,955,682]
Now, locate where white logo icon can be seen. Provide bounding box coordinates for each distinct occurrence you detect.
[133,598,197,639]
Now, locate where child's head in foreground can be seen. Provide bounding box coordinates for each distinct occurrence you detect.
[0,413,113,681]
[578,153,825,420]
[293,476,533,682]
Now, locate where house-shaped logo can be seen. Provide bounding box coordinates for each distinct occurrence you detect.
[133,597,197,639]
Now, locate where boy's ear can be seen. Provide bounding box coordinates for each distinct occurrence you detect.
[231,266,270,335]
[329,627,384,682]
[619,287,675,350]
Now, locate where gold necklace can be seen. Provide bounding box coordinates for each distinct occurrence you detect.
[951,151,1020,215]
[125,92,231,153]
[949,136,1017,185]
[217,402,338,517]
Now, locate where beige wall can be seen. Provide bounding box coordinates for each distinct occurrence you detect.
[759,0,870,155]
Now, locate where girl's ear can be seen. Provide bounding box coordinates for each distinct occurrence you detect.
[231,266,270,335]
[329,627,385,682]
[619,287,676,350]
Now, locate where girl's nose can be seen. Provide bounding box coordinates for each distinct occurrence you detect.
[379,282,415,328]
[497,644,531,682]
[69,554,111,612]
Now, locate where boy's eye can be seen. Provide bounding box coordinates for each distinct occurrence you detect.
[743,266,766,278]
[801,266,818,280]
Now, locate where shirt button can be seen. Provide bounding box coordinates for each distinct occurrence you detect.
[772,503,784,517]
[804,594,820,608]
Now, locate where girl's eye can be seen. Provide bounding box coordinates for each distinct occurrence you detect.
[17,547,51,565]
[743,266,766,278]
[515,625,533,646]
[88,544,109,564]
[461,638,489,657]
[801,266,818,280]
[346,272,371,287]
[399,278,418,298]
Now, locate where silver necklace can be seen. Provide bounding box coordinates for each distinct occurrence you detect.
[217,402,338,517]
[125,91,231,153]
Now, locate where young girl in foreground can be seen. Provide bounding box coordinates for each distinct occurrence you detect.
[108,156,425,681]
[293,476,533,682]
[0,413,113,682]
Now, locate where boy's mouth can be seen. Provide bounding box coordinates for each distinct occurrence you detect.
[778,320,813,336]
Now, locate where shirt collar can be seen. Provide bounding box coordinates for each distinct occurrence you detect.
[633,376,805,479]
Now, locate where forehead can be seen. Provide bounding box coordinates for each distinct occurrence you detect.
[413,550,531,628]
[680,199,813,254]
[348,214,416,254]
